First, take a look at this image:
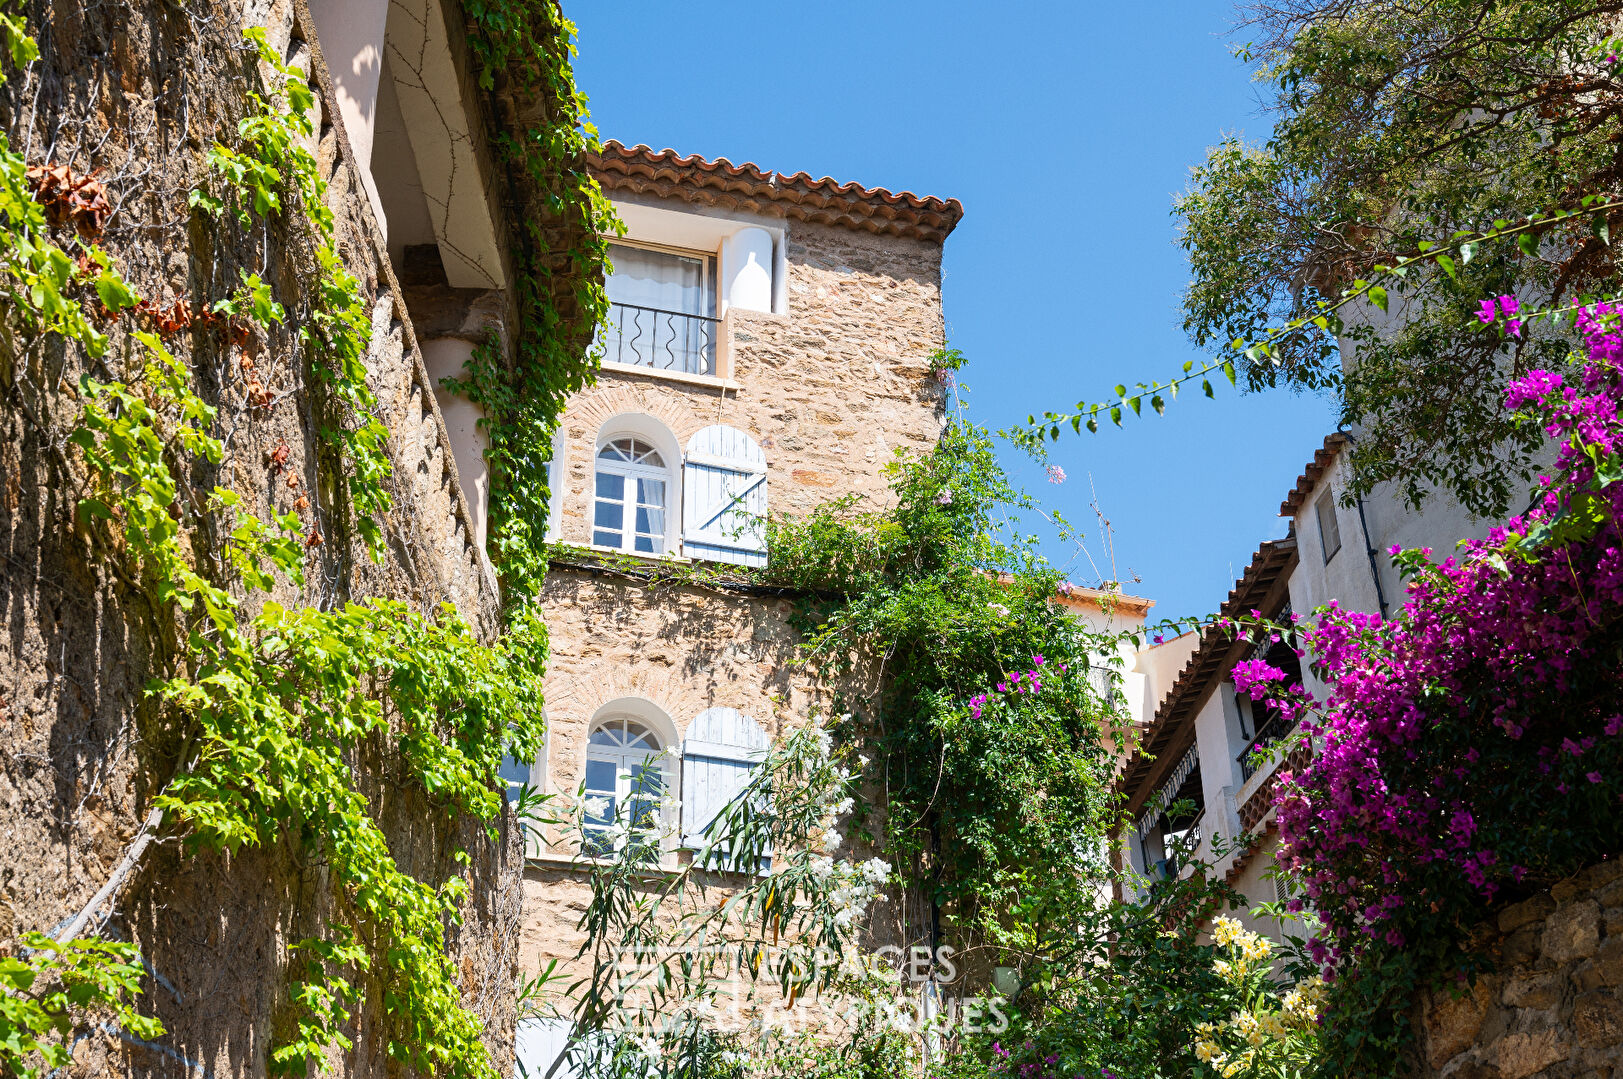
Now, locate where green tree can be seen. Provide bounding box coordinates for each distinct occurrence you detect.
[1178,0,1623,514]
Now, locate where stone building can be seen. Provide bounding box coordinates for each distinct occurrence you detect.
[0,0,601,1075]
[503,142,964,1072]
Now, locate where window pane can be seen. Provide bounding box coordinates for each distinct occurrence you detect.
[635,506,664,536]
[595,472,625,499]
[585,758,617,792]
[594,500,622,529]
[634,534,659,554]
[629,763,663,798]
[498,755,530,802]
[593,530,621,548]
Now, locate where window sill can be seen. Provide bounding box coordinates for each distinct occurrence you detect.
[524,850,683,878]
[580,543,692,565]
[522,849,761,883]
[599,360,741,392]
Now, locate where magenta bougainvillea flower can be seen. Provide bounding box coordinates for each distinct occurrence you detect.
[1248,302,1623,980]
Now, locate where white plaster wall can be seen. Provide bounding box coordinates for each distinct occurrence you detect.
[307,0,390,229]
[370,56,437,268]
[1226,836,1293,944]
[1129,631,1198,721]
[1193,687,1244,862]
[421,338,489,548]
[384,0,506,289]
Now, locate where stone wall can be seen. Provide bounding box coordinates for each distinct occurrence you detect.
[525,196,949,1002]
[551,217,946,541]
[0,1,532,1075]
[1414,859,1623,1078]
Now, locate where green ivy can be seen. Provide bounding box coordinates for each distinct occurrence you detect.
[763,419,1126,924]
[450,2,620,598]
[193,27,392,559]
[0,934,164,1079]
[0,11,596,1077]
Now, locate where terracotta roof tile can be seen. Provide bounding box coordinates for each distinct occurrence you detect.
[587,141,964,243]
[1279,433,1350,517]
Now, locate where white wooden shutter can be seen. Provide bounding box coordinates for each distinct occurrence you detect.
[515,1017,575,1079]
[681,425,768,566]
[681,707,770,867]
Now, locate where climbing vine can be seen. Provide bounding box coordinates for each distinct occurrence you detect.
[192,27,392,559]
[0,9,603,1077]
[449,2,620,597]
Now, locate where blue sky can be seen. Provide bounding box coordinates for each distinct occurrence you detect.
[569,1,1339,621]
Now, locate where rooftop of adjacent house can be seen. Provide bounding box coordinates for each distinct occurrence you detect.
[587,141,965,243]
[1115,536,1299,813]
[1280,432,1350,517]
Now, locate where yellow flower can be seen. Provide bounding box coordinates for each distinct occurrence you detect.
[1212,915,1243,947]
[1195,1039,1220,1063]
[1239,934,1273,962]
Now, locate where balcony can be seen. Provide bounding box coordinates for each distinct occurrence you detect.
[1236,709,1298,782]
[599,301,719,376]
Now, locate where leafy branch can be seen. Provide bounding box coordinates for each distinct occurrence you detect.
[1012,193,1623,447]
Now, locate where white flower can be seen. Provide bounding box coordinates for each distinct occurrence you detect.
[812,729,834,761]
[809,855,835,882]
[820,829,844,854]
[857,754,871,770]
[833,797,854,817]
[988,602,1010,618]
[582,796,611,819]
[860,857,891,885]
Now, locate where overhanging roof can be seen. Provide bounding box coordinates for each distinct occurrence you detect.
[587,141,964,244]
[1116,538,1299,817]
[1279,433,1349,517]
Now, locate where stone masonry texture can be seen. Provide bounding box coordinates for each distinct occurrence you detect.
[528,198,950,992]
[1413,858,1623,1078]
[0,1,533,1076]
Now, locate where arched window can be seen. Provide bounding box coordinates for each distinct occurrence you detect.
[583,715,671,859]
[593,437,670,554]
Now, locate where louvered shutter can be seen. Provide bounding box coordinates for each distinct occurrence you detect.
[681,425,768,566]
[681,707,770,869]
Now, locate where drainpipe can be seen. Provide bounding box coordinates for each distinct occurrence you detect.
[1340,429,1390,618]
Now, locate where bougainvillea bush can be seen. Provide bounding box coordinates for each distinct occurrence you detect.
[1241,303,1623,1074]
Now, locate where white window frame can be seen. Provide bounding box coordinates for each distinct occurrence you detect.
[582,715,676,862]
[592,437,673,555]
[606,237,718,316]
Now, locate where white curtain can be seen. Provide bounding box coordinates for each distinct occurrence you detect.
[605,244,708,315]
[600,245,716,373]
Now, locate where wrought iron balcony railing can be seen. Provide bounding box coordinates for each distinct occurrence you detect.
[598,301,718,376]
[1237,710,1298,782]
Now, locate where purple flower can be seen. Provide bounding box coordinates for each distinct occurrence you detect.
[1477,298,1498,324]
[935,488,953,505]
